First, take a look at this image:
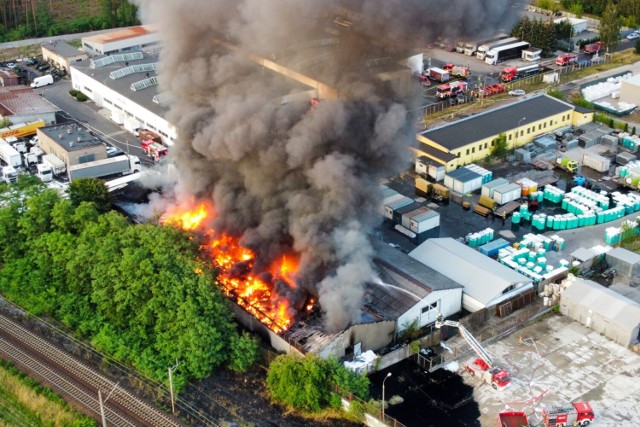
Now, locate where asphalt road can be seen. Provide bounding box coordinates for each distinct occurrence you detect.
[35,79,154,166]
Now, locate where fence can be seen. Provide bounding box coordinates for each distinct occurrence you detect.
[420,55,611,130]
[336,385,407,427]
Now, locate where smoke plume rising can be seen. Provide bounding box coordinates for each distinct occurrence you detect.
[135,0,515,331]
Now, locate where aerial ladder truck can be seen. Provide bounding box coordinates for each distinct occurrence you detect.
[435,314,511,390]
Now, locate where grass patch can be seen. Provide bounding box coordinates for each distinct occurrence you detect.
[0,45,42,62]
[0,360,96,427]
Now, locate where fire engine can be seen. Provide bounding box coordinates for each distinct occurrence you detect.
[542,402,595,426]
[499,64,540,82]
[499,402,595,427]
[435,315,511,390]
[442,63,470,78]
[556,53,578,66]
[435,81,467,100]
[141,140,168,161]
[413,72,431,87]
[584,41,601,55]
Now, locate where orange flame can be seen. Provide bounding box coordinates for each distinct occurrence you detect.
[163,202,298,333]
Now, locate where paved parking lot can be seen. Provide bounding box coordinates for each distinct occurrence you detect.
[473,315,640,426]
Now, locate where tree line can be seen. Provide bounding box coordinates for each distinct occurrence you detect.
[0,0,138,42]
[0,177,257,391]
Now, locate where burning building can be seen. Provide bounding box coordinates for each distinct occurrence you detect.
[135,0,516,351]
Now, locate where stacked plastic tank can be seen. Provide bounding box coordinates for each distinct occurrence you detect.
[497,233,567,283]
[543,184,565,203]
[570,186,610,209]
[465,164,493,184]
[611,191,640,214]
[604,217,640,245]
[465,227,494,248]
[619,132,640,153]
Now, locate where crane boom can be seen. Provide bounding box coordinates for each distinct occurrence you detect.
[436,317,493,366]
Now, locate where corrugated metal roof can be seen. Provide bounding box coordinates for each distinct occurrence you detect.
[83,26,156,45]
[419,95,574,151]
[409,238,530,306]
[563,278,640,330]
[606,247,640,265]
[0,86,59,116]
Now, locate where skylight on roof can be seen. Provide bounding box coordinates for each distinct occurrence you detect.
[109,63,158,79]
[91,52,144,68]
[152,92,173,105]
[130,76,159,91]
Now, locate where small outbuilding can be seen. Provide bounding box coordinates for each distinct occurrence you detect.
[560,278,640,347]
[606,247,640,278]
[41,40,89,72]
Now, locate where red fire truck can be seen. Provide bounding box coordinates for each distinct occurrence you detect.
[435,81,468,100]
[442,63,471,78]
[141,140,168,161]
[542,402,595,426]
[584,41,601,55]
[555,53,578,66]
[435,315,511,390]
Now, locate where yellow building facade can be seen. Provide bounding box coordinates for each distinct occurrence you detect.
[416,95,594,172]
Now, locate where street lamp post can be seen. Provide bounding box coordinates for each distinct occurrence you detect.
[382,372,392,422]
[515,117,526,154]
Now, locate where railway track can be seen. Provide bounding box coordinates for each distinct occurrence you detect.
[0,314,182,427]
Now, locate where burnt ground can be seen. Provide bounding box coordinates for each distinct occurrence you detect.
[0,297,357,427]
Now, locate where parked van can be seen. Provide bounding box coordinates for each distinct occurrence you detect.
[30,74,53,88]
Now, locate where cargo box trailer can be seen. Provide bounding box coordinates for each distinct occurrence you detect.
[0,139,22,167]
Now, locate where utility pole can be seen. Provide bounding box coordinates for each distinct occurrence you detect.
[168,360,181,415]
[98,382,120,427]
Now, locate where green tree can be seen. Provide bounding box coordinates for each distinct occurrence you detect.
[68,178,111,213]
[267,354,369,412]
[635,40,640,55]
[569,1,584,17]
[490,133,508,158]
[600,2,622,54]
[227,332,259,372]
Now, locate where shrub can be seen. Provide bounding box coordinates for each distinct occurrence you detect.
[75,92,88,102]
[68,89,79,97]
[547,88,565,100]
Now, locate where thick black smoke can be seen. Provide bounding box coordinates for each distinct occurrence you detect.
[135,0,515,332]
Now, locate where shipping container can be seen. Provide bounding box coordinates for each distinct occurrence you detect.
[616,151,637,165]
[415,156,429,174]
[410,209,440,234]
[394,201,422,224]
[600,134,618,148]
[481,178,510,198]
[428,164,446,182]
[444,168,483,195]
[493,183,522,205]
[415,177,432,195]
[582,152,611,173]
[478,238,510,257]
[380,191,403,216]
[385,196,413,220]
[401,206,430,229]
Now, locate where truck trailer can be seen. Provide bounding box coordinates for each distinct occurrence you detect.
[476,37,518,60]
[485,41,531,65]
[68,155,141,181]
[499,64,540,82]
[0,120,45,139]
[42,154,67,176]
[0,139,22,167]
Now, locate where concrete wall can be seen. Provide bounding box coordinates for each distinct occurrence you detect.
[397,288,462,333]
[560,297,638,347]
[70,66,178,146]
[317,321,396,359]
[37,130,106,167]
[621,80,640,106]
[228,301,304,356]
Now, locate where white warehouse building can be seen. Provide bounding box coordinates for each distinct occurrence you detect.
[409,238,534,313]
[70,51,177,146]
[81,26,159,57]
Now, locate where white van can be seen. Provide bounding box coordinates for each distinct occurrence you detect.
[30,74,54,88]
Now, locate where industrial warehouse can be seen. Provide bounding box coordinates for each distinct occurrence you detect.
[416,94,594,171]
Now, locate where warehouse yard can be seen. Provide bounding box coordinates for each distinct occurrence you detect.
[474,315,640,426]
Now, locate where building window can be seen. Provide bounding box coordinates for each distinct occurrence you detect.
[544,122,547,128]
[520,130,524,137]
[84,87,92,93]
[472,147,475,153]
[484,142,488,149]
[466,149,469,155]
[421,302,438,314]
[508,134,512,141]
[78,153,95,164]
[539,124,542,130]
[159,131,168,137]
[527,127,531,134]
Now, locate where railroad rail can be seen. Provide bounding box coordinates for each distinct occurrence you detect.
[0,314,181,427]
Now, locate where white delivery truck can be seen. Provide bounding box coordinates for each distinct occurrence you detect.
[36,163,53,182]
[30,74,54,88]
[0,139,22,167]
[67,155,140,181]
[42,153,66,176]
[1,166,18,184]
